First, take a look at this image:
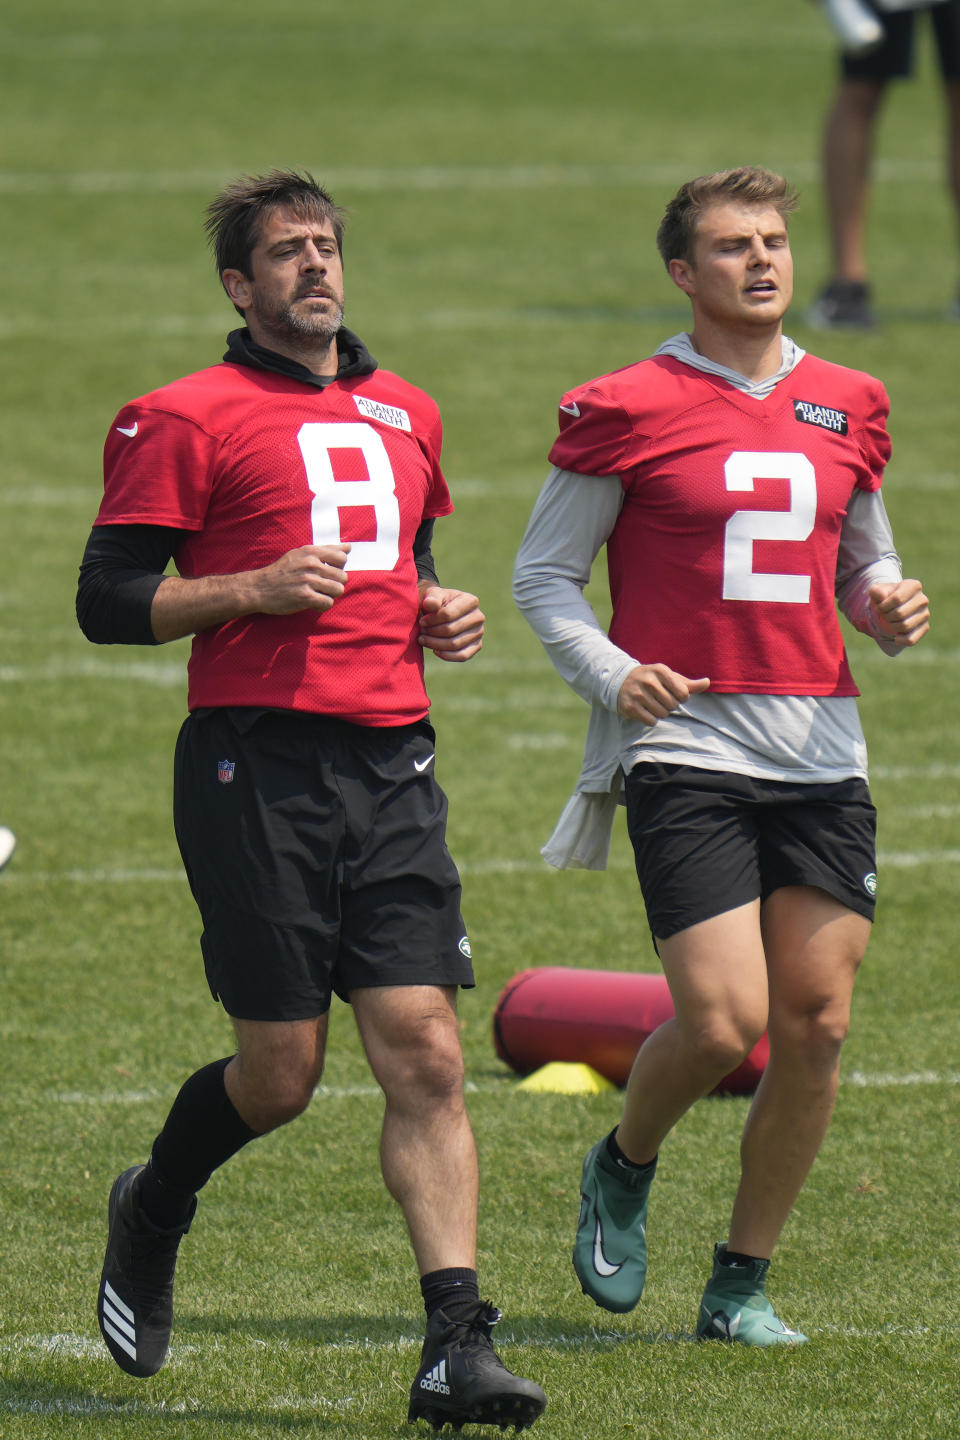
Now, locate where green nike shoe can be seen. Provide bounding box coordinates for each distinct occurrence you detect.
[696,1243,808,1346]
[572,1136,657,1313]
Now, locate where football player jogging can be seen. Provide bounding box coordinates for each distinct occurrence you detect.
[513,166,929,1344]
[77,170,545,1432]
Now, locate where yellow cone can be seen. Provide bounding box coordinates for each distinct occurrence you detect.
[517,1062,615,1095]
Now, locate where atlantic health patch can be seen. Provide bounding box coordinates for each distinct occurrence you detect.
[793,399,848,435]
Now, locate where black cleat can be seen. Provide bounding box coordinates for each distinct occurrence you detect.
[408,1301,546,1433]
[97,1164,195,1377]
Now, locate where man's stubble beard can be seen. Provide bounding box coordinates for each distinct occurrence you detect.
[253,295,345,348]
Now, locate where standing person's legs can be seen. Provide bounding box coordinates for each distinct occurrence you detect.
[930,0,960,302]
[940,3,960,309]
[810,3,913,326]
[946,79,960,251]
[821,77,888,285]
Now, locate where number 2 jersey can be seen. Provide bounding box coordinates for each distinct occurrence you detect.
[93,329,453,725]
[548,349,891,696]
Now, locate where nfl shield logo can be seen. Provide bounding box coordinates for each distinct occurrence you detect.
[217,759,236,785]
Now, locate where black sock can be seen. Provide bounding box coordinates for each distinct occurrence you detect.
[718,1247,761,1268]
[420,1268,480,1321]
[139,1057,258,1228]
[606,1128,657,1173]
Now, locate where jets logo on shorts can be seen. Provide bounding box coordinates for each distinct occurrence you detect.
[458,935,472,959]
[862,872,878,897]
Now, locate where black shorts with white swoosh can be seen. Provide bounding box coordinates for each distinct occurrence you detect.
[173,708,473,1020]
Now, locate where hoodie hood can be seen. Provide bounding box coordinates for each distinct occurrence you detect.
[223,325,377,388]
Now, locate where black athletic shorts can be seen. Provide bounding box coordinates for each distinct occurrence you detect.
[172,708,474,1021]
[623,762,878,942]
[842,0,960,81]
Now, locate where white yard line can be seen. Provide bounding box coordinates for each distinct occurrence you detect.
[0,1307,952,1404]
[44,1069,958,1109]
[0,159,945,197]
[5,835,960,892]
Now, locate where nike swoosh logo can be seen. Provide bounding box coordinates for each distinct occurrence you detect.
[116,422,139,438]
[559,401,580,417]
[414,754,435,772]
[701,1303,740,1339]
[592,1216,622,1278]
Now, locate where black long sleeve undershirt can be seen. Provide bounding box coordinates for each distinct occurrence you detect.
[76,525,184,645]
[76,520,440,647]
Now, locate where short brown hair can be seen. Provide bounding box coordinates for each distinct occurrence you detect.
[656,166,799,269]
[203,169,347,277]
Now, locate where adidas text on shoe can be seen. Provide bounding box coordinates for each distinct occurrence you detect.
[572,1137,656,1313]
[97,1164,195,1377]
[408,1300,546,1433]
[696,1243,808,1347]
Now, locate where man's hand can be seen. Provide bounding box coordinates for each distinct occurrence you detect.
[617,663,710,726]
[247,544,351,615]
[868,579,930,647]
[150,543,353,644]
[418,586,484,662]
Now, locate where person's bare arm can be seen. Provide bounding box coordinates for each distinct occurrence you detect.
[149,544,351,643]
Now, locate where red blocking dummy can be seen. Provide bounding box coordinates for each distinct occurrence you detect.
[493,967,769,1095]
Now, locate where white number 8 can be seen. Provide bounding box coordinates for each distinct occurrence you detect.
[722,451,816,604]
[298,421,401,573]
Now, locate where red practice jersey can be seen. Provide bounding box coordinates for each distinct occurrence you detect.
[548,354,891,696]
[96,362,453,724]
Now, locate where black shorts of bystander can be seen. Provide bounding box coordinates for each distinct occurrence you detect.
[841,0,960,82]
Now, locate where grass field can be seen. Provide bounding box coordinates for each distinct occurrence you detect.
[1,1,958,1436]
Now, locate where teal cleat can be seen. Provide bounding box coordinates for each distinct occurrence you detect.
[696,1243,808,1346]
[572,1136,656,1313]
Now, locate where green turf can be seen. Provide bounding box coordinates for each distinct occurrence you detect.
[1,1,958,1436]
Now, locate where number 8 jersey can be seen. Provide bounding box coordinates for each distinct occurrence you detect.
[95,355,453,725]
[548,352,891,696]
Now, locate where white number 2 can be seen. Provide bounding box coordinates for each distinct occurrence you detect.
[297,421,400,572]
[722,451,816,604]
